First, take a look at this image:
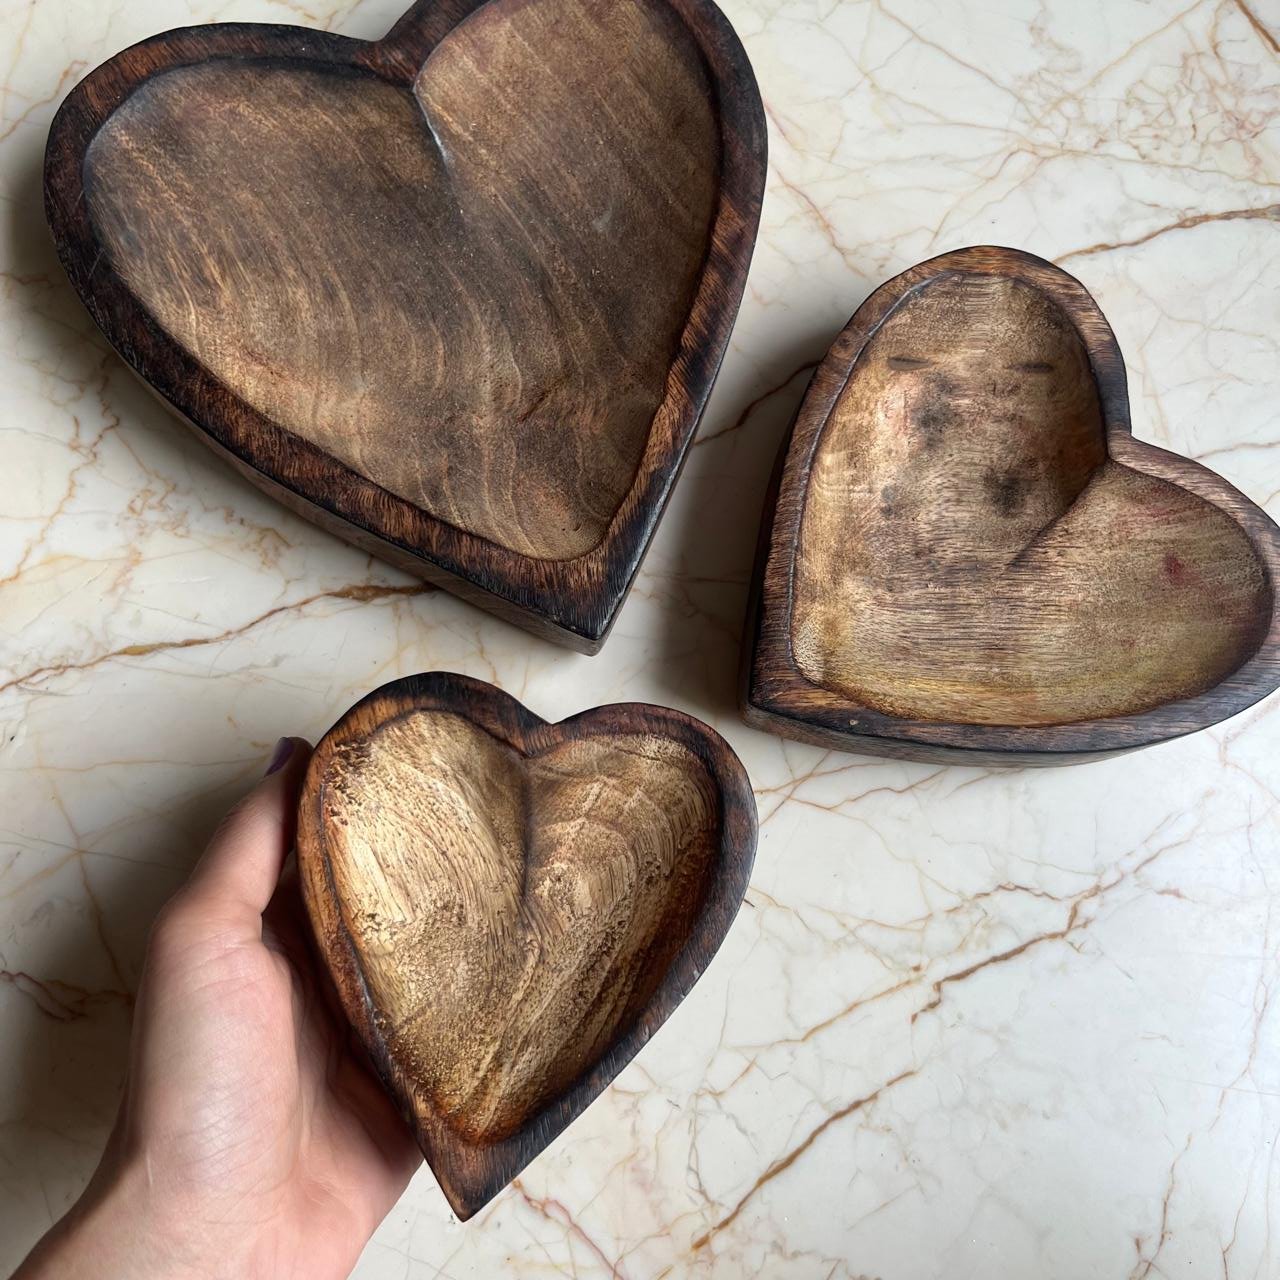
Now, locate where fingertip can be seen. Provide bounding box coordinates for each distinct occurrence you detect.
[264,736,294,776]
[187,735,315,919]
[265,735,314,780]
[250,733,314,857]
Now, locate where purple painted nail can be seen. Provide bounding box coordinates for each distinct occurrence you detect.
[265,737,294,776]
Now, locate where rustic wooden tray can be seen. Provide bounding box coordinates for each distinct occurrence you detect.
[297,672,757,1218]
[44,0,766,652]
[743,246,1280,765]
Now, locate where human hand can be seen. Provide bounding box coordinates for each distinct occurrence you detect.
[14,738,420,1280]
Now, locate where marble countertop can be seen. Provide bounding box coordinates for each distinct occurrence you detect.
[2,0,1278,1275]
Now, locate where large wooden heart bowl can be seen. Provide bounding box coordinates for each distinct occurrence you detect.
[44,0,766,652]
[297,673,757,1218]
[743,246,1280,765]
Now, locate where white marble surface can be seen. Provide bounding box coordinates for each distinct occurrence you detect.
[2,0,1279,1275]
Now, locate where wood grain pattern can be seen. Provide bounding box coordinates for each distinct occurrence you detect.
[298,673,757,1218]
[44,0,766,651]
[743,247,1280,764]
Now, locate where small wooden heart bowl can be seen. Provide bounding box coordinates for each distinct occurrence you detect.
[743,246,1280,765]
[44,0,766,652]
[297,673,757,1218]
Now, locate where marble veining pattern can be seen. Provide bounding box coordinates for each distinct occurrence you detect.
[1,0,1278,1275]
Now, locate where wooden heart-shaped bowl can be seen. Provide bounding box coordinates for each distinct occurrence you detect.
[297,673,757,1218]
[743,247,1280,765]
[44,0,766,653]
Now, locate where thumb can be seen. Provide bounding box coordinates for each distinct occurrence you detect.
[182,736,313,933]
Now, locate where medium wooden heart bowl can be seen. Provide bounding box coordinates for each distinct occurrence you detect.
[297,673,757,1218]
[44,0,766,652]
[743,246,1280,765]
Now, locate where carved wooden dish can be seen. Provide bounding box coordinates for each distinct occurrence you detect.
[743,246,1280,765]
[297,672,757,1218]
[44,0,766,652]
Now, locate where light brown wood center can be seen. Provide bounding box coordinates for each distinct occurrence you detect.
[82,0,718,561]
[317,709,718,1144]
[792,272,1269,726]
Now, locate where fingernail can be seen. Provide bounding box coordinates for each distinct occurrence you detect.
[265,737,294,776]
